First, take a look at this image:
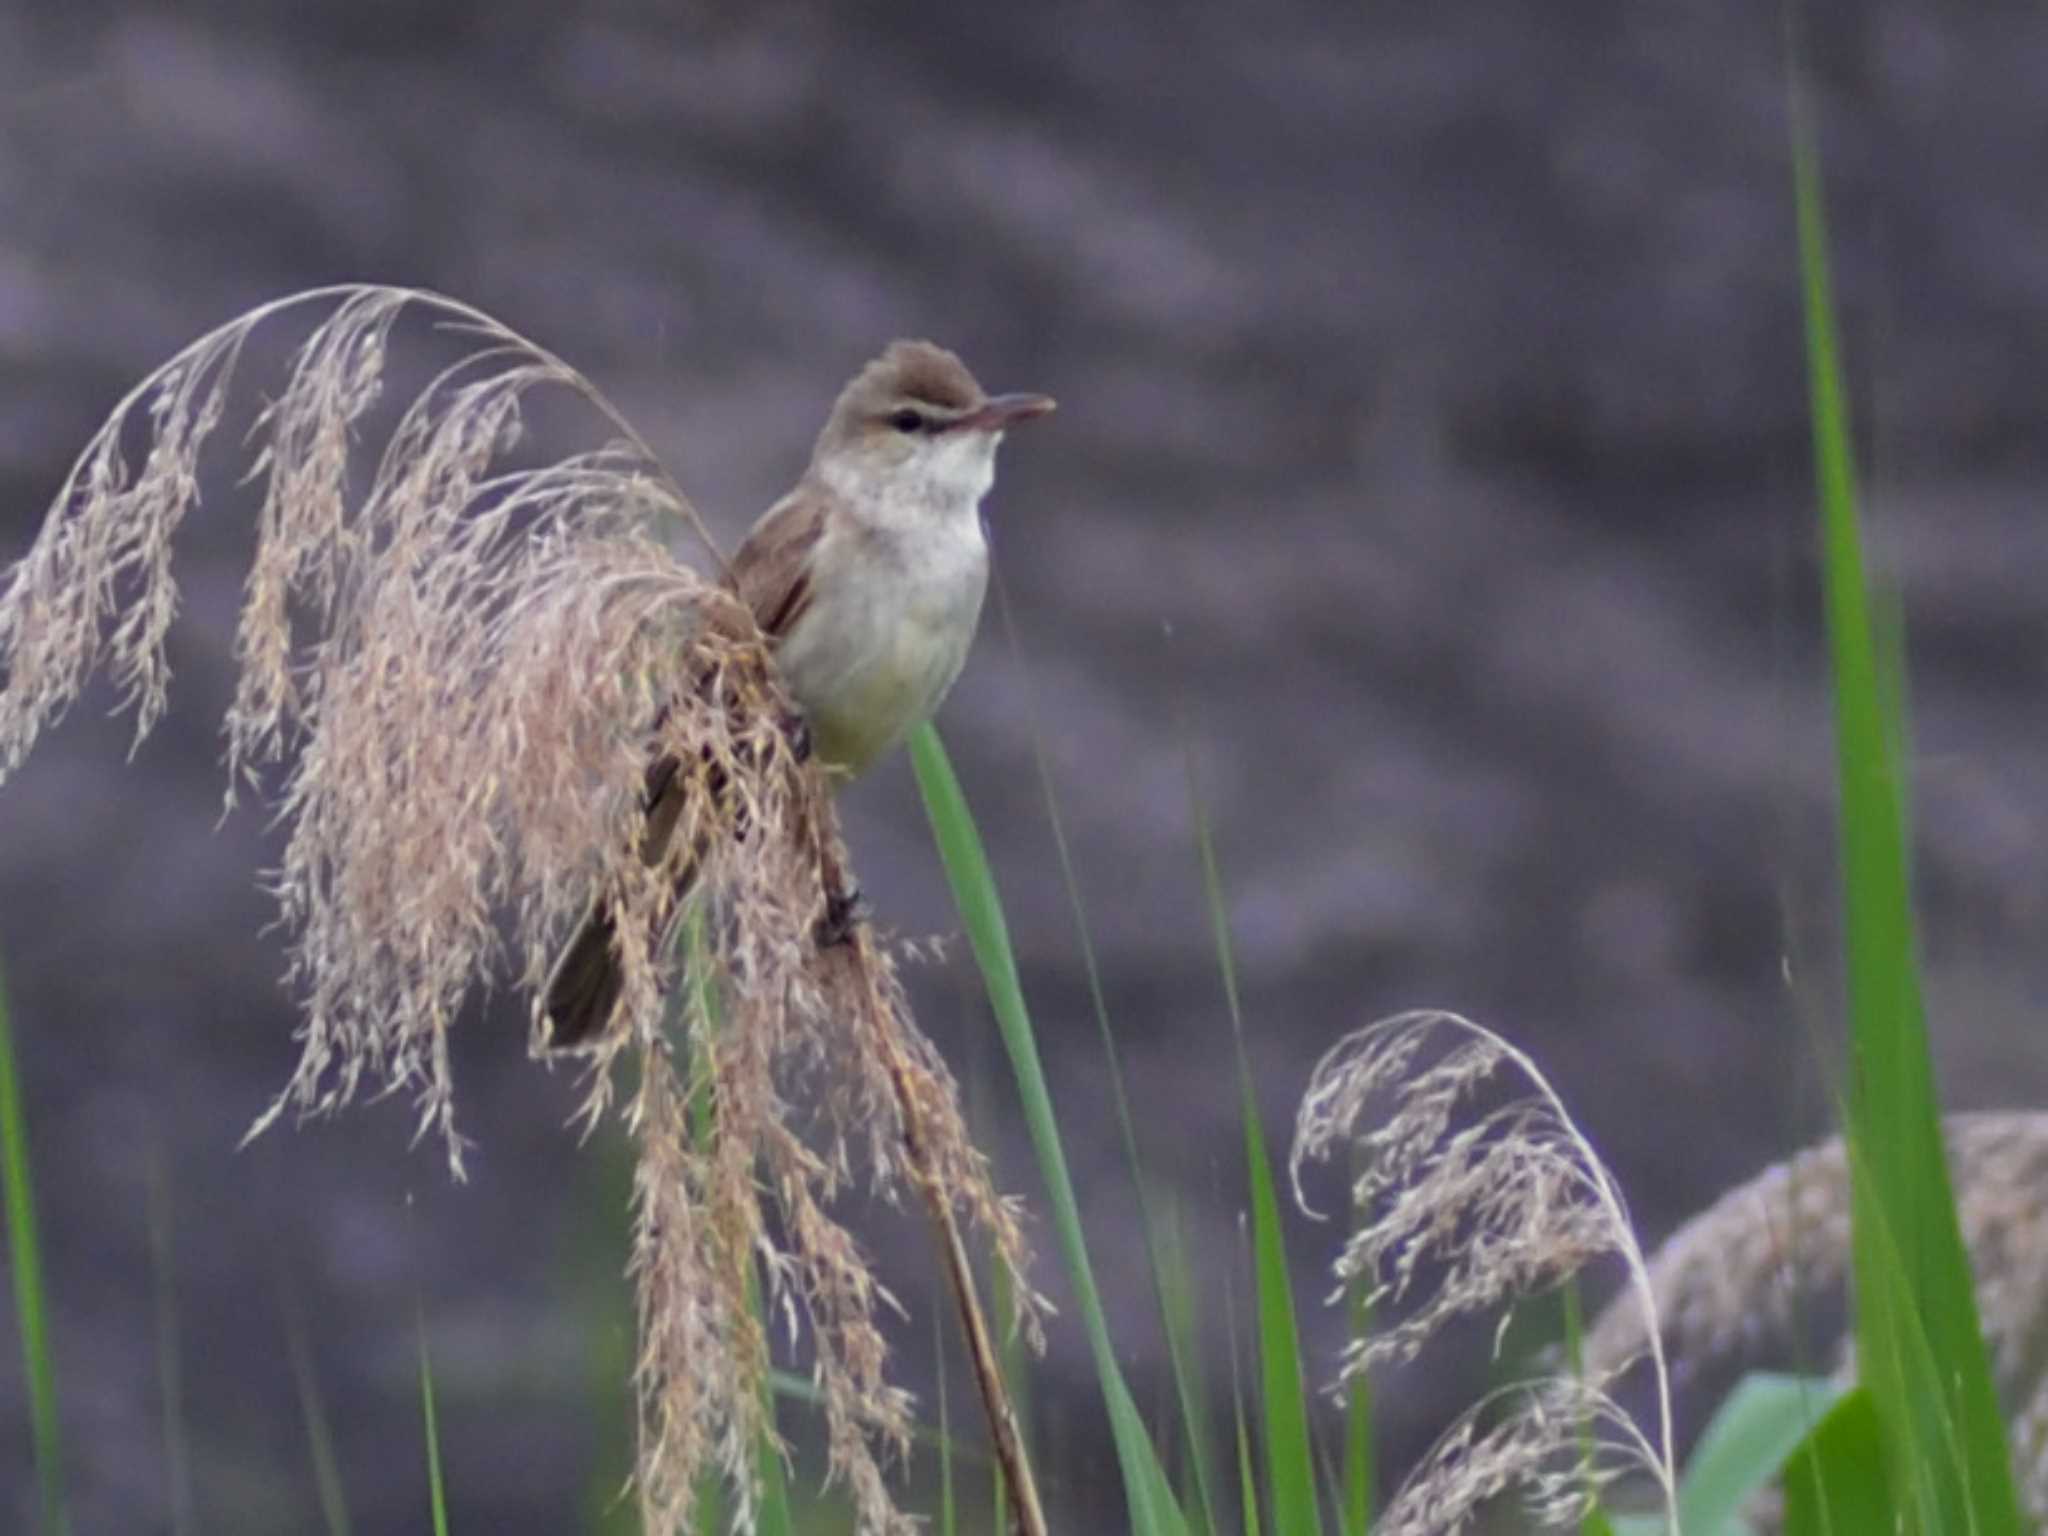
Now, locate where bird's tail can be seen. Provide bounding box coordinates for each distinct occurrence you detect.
[541,898,626,1049]
[540,749,700,1051]
[544,697,799,1050]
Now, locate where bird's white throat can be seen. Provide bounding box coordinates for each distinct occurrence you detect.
[820,429,1002,538]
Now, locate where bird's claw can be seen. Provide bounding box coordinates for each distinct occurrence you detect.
[816,885,867,948]
[780,709,814,765]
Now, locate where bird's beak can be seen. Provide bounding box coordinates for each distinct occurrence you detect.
[956,392,1056,433]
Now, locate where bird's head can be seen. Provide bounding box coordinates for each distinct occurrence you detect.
[812,339,1054,513]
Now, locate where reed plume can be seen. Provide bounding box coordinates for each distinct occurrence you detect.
[1293,1009,1678,1533]
[0,286,1041,1532]
[1585,1110,2048,1526]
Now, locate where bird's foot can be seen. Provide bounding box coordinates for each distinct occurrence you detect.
[816,885,867,948]
[779,708,814,765]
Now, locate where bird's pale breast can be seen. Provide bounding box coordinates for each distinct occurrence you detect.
[776,510,988,777]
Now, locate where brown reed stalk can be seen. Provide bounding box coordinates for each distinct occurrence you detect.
[790,769,1047,1536]
[842,923,1048,1536]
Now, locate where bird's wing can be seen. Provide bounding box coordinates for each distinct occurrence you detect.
[727,486,827,644]
[543,487,832,1050]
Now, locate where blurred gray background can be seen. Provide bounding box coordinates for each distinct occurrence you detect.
[3,2,2047,1529]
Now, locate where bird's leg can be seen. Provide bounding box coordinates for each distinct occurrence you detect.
[811,812,867,949]
[816,883,868,948]
[778,706,862,946]
[778,707,814,765]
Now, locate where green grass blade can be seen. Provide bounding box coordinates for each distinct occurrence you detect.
[417,1303,451,1536]
[1559,1283,1616,1536]
[735,1260,791,1536]
[573,1134,637,1536]
[749,1282,791,1536]
[986,1237,1021,1534]
[909,724,1188,1536]
[1223,1269,1262,1536]
[692,1476,726,1535]
[280,1279,351,1536]
[1186,754,1322,1536]
[1155,1200,1223,1535]
[935,1312,956,1536]
[1783,1387,1891,1536]
[753,1430,791,1536]
[1239,1108,1320,1536]
[995,577,1224,1533]
[679,940,793,1536]
[1668,1373,1844,1536]
[1233,1397,1264,1536]
[1789,76,2022,1536]
[0,971,68,1536]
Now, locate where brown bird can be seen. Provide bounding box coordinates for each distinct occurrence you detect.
[542,340,1054,1047]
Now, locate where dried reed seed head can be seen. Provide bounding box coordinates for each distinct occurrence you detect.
[1294,1011,1680,1532]
[2016,1374,2048,1528]
[1293,1011,1658,1379]
[1584,1111,2048,1529]
[0,285,1042,1535]
[1584,1111,2048,1406]
[1374,1377,1672,1536]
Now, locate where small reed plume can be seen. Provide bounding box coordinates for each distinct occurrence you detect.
[1585,1111,2048,1526]
[0,286,1041,1532]
[1372,1378,1670,1536]
[1292,1009,1677,1533]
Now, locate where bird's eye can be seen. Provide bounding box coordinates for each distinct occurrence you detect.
[888,407,926,434]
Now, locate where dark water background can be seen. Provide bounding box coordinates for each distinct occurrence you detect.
[4,3,2048,1529]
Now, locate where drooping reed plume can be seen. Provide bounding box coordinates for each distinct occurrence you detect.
[0,286,1041,1533]
[1585,1111,2048,1525]
[1292,1009,1678,1533]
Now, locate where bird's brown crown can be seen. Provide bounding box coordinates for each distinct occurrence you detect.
[841,340,986,418]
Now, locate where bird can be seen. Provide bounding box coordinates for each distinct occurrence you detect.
[541,339,1055,1047]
